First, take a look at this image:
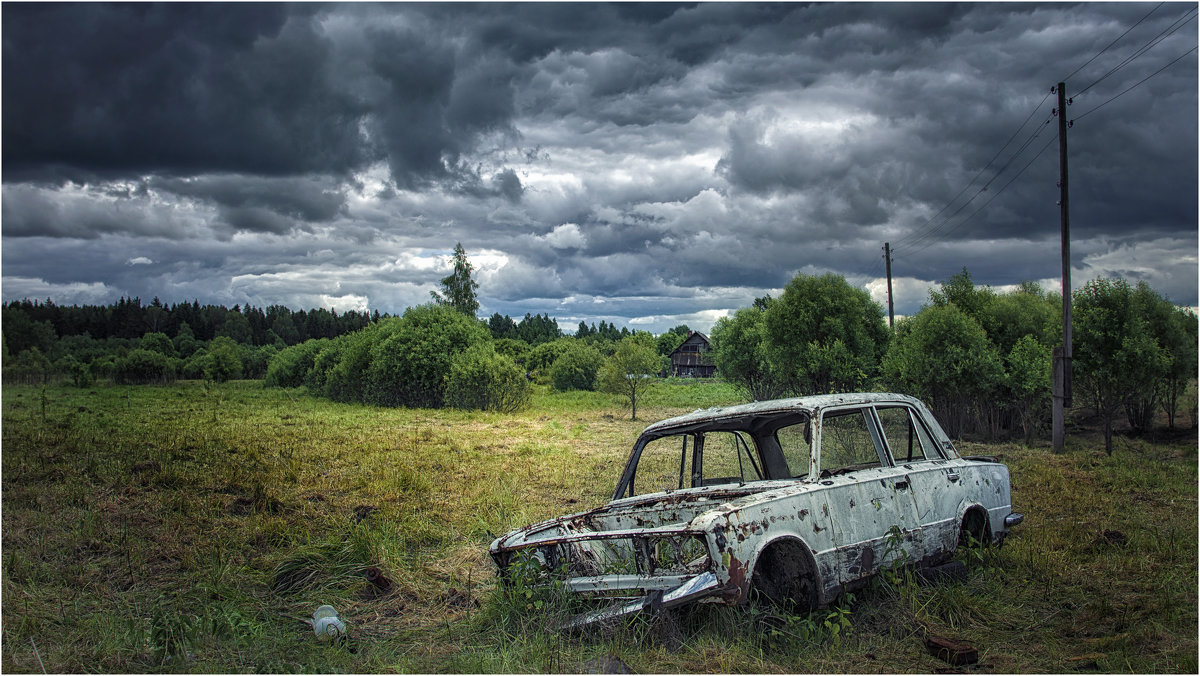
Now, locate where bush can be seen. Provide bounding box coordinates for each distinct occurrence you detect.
[764,273,889,394]
[444,344,532,412]
[115,349,177,385]
[264,339,329,388]
[881,304,1001,437]
[326,321,402,403]
[305,339,348,394]
[140,332,178,358]
[493,338,531,366]
[365,305,490,408]
[549,342,605,391]
[203,337,244,383]
[525,338,574,377]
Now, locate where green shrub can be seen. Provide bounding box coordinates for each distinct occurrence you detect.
[263,338,329,388]
[525,338,574,377]
[493,338,531,366]
[444,344,532,412]
[115,348,177,385]
[881,304,1001,437]
[140,332,178,358]
[305,339,347,393]
[365,305,489,408]
[203,337,244,383]
[327,321,400,403]
[549,342,605,391]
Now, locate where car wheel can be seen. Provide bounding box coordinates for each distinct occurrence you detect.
[750,539,817,613]
[958,508,991,548]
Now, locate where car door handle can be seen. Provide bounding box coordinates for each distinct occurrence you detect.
[895,480,909,490]
[947,472,959,483]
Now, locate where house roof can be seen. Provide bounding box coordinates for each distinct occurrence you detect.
[667,330,710,357]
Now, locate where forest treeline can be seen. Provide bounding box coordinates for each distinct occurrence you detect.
[4,267,1195,448]
[0,291,677,394]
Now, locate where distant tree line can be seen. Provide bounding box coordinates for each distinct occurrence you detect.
[711,269,1197,449]
[3,296,378,349]
[2,297,382,386]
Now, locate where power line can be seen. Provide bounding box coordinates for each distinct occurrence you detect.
[888,4,1194,271]
[894,107,1055,256]
[904,134,1058,258]
[890,92,1054,255]
[1076,5,1197,96]
[1074,44,1199,121]
[1061,2,1164,83]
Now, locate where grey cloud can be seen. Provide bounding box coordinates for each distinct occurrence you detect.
[152,175,347,224]
[1,184,198,240]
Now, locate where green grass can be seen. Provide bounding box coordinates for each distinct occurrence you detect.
[2,380,1196,672]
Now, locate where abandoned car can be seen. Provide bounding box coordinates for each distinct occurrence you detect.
[489,393,1023,626]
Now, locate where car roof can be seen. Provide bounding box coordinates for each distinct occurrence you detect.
[639,392,926,437]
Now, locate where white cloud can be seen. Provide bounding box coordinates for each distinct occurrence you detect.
[2,276,122,305]
[542,223,586,249]
[126,256,153,266]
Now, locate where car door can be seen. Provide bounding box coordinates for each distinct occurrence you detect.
[874,404,960,559]
[818,407,923,584]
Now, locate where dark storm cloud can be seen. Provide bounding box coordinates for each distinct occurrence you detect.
[2,3,1196,329]
[151,175,346,223]
[2,3,372,180]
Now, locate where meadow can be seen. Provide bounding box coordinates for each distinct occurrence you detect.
[2,380,1196,673]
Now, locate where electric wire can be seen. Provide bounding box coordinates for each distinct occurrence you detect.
[883,4,1191,282]
[892,6,1192,262]
[904,134,1058,257]
[1074,44,1199,121]
[1076,5,1197,97]
[890,92,1054,255]
[1061,2,1164,84]
[893,109,1055,256]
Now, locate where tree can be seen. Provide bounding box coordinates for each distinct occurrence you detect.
[431,243,480,316]
[443,344,532,412]
[881,304,1002,438]
[1157,307,1198,430]
[710,306,786,401]
[115,349,176,385]
[549,341,605,391]
[203,336,244,383]
[140,331,177,358]
[1072,278,1169,453]
[764,273,889,395]
[366,305,490,408]
[655,325,691,356]
[597,336,662,420]
[1004,335,1052,446]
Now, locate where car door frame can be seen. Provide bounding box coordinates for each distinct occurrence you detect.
[814,404,925,586]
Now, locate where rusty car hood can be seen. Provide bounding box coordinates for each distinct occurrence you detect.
[490,479,812,552]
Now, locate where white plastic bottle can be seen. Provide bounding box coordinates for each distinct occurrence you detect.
[312,605,346,641]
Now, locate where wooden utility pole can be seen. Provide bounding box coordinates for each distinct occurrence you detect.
[1052,82,1073,452]
[883,242,895,329]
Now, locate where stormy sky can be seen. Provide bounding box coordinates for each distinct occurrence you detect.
[3,2,1197,334]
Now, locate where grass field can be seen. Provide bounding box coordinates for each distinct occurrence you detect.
[2,380,1196,673]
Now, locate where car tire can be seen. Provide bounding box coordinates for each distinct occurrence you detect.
[750,539,818,613]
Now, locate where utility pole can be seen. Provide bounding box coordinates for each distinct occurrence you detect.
[883,242,895,329]
[1052,82,1073,452]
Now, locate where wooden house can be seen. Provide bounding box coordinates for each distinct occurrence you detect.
[668,331,715,378]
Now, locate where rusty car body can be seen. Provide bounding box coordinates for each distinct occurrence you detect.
[490,393,1023,626]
